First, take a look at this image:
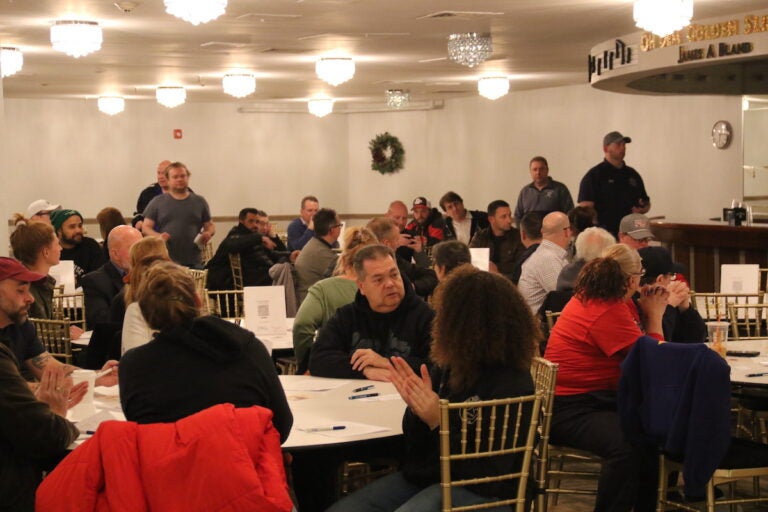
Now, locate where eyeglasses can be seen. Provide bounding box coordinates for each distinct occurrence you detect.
[631,268,646,277]
[332,223,344,229]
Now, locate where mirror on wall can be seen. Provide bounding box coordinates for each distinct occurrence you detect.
[743,95,768,201]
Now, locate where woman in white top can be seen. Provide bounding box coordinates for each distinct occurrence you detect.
[121,237,170,354]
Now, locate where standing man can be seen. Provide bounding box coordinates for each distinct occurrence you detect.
[50,209,106,288]
[578,131,650,237]
[135,160,171,214]
[287,196,320,251]
[294,208,342,303]
[82,225,143,327]
[469,200,524,277]
[142,162,215,268]
[517,211,572,314]
[439,191,488,245]
[514,157,574,226]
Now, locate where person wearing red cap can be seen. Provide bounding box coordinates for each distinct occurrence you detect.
[402,197,452,253]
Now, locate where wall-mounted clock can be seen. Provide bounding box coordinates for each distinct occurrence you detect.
[712,120,732,149]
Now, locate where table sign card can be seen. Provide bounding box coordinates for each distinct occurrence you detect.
[244,286,288,353]
[49,260,76,293]
[720,264,759,293]
[470,248,490,272]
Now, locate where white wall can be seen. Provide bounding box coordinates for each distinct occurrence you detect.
[1,83,744,255]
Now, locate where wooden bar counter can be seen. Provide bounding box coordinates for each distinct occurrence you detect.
[650,219,768,292]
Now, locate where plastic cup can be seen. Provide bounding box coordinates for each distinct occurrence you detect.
[68,369,97,422]
[706,321,729,358]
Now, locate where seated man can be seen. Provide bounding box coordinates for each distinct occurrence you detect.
[294,208,342,303]
[50,209,106,288]
[26,199,60,225]
[309,245,433,380]
[556,227,615,292]
[639,246,706,343]
[206,208,295,290]
[438,191,488,245]
[510,212,543,284]
[517,211,572,313]
[431,240,471,281]
[256,210,288,252]
[82,225,143,326]
[403,197,452,252]
[469,199,524,278]
[618,213,654,250]
[287,195,319,251]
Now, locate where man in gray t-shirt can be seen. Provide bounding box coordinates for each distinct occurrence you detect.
[143,162,215,267]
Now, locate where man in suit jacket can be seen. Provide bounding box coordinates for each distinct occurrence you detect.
[82,226,142,326]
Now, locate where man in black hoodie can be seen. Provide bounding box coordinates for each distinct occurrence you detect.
[309,245,434,381]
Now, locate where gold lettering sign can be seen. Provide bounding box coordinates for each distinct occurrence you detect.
[686,20,739,42]
[744,14,768,34]
[640,13,768,51]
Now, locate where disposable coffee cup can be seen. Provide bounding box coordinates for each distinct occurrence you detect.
[706,321,729,357]
[193,232,205,250]
[68,369,97,422]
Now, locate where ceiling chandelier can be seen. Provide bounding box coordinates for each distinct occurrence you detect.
[97,96,125,115]
[386,89,410,109]
[156,86,187,108]
[447,33,492,68]
[0,47,23,77]
[222,73,256,98]
[633,0,693,37]
[315,57,355,86]
[308,98,334,117]
[50,20,103,58]
[164,0,227,26]
[477,77,510,100]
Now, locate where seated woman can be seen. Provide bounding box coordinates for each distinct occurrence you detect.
[120,237,171,354]
[430,240,471,282]
[118,261,292,442]
[543,243,668,512]
[292,226,377,373]
[328,265,539,511]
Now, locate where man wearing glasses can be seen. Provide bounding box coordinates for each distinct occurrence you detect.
[294,208,342,303]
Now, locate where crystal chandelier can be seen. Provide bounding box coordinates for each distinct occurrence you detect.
[156,86,187,108]
[386,89,410,109]
[308,98,334,117]
[97,96,125,115]
[222,73,256,98]
[315,58,355,86]
[0,47,23,78]
[447,33,492,68]
[478,77,510,100]
[633,0,693,37]
[50,21,103,58]
[164,0,227,26]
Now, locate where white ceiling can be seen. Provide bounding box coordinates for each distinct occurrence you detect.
[1,0,767,106]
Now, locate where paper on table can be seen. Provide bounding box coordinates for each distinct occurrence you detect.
[73,409,122,432]
[280,377,352,392]
[356,393,402,402]
[469,248,490,272]
[297,421,390,438]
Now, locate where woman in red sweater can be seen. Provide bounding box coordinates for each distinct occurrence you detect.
[543,243,668,512]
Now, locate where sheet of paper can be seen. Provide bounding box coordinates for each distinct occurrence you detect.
[244,286,287,352]
[49,260,76,293]
[470,248,490,272]
[720,264,759,293]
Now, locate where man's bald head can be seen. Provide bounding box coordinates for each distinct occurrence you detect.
[386,200,409,231]
[541,212,572,249]
[109,225,143,271]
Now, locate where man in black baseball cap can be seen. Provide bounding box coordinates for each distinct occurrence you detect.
[638,247,705,343]
[577,130,651,237]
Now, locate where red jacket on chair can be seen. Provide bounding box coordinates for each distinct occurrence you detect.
[36,404,293,512]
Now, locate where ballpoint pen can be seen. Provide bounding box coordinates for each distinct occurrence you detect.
[303,426,346,432]
[352,385,374,393]
[746,372,768,377]
[95,367,116,378]
[349,393,379,400]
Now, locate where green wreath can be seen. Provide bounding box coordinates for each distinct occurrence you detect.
[369,132,405,175]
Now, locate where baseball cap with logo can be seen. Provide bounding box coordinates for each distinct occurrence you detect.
[412,197,431,210]
[26,199,60,219]
[0,257,46,283]
[603,131,632,146]
[619,213,653,240]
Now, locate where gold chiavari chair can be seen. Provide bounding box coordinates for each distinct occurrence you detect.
[186,268,208,298]
[438,394,541,512]
[689,292,763,322]
[51,291,87,330]
[544,311,560,333]
[201,242,214,266]
[728,303,768,340]
[229,253,244,291]
[30,317,75,364]
[205,289,244,322]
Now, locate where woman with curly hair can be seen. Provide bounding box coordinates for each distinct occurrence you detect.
[544,243,668,512]
[328,265,540,511]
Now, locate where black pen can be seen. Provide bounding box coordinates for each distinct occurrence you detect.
[352,385,374,393]
[349,392,379,400]
[747,372,768,377]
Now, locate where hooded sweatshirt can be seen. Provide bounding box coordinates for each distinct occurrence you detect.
[308,284,434,379]
[119,316,292,442]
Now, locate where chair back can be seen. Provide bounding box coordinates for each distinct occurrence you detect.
[439,394,541,512]
[51,291,87,330]
[30,317,74,364]
[689,291,763,321]
[206,289,244,321]
[229,253,244,291]
[544,311,560,333]
[728,303,768,340]
[530,357,559,511]
[201,242,214,266]
[186,268,208,297]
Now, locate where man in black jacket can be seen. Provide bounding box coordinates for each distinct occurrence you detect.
[439,191,488,245]
[309,245,433,381]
